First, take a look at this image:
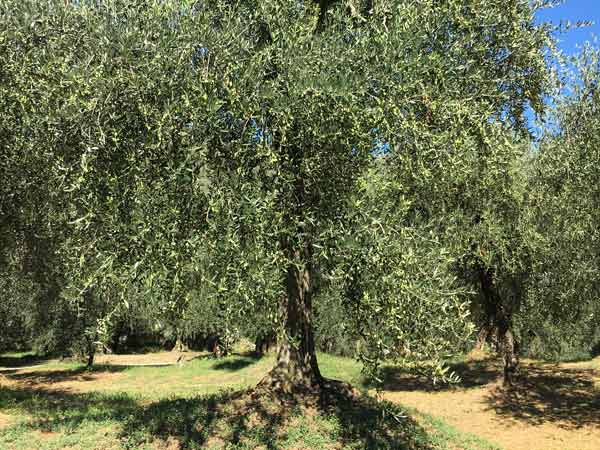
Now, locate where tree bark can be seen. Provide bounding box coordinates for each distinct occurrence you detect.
[477,266,519,384]
[474,324,491,351]
[172,335,188,353]
[86,351,94,368]
[498,315,519,386]
[255,331,276,356]
[259,246,322,393]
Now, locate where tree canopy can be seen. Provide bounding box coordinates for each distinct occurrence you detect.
[1,0,598,394]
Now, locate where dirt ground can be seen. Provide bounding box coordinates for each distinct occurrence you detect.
[93,350,206,366]
[0,413,10,430]
[382,355,600,450]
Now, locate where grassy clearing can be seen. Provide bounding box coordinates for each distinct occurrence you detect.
[0,352,500,450]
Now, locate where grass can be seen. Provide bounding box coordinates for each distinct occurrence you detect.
[0,351,502,450]
[416,412,502,450]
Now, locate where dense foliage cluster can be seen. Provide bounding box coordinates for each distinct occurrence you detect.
[1,0,598,388]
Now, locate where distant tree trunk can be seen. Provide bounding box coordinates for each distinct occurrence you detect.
[474,324,491,350]
[87,351,95,368]
[477,268,498,351]
[498,312,519,386]
[172,334,188,352]
[259,244,322,393]
[84,335,95,369]
[255,332,276,356]
[477,266,519,384]
[212,338,223,358]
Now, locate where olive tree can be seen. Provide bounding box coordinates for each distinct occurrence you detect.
[1,0,551,393]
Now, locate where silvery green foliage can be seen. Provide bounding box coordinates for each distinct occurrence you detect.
[1,0,550,377]
[525,45,600,352]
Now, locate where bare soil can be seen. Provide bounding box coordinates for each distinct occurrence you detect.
[0,413,10,430]
[94,351,206,366]
[381,355,600,450]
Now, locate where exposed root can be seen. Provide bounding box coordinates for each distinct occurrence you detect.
[252,371,362,410]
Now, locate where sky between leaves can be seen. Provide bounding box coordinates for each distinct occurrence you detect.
[535,0,600,54]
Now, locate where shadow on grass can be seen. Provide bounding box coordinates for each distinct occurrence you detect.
[212,355,261,372]
[379,357,501,392]
[0,379,434,450]
[485,364,600,429]
[4,365,129,384]
[121,384,434,450]
[0,353,51,369]
[0,385,138,433]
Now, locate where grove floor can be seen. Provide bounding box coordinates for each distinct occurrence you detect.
[0,350,598,449]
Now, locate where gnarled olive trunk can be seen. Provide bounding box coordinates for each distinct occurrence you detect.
[260,246,322,392]
[498,314,519,386]
[84,335,95,369]
[474,324,491,351]
[86,351,95,368]
[478,266,519,384]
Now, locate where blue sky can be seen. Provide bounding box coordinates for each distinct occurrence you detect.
[535,0,600,54]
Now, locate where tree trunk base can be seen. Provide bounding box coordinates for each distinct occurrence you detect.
[254,368,358,404]
[255,333,277,356]
[256,366,323,397]
[500,328,519,387]
[172,338,188,353]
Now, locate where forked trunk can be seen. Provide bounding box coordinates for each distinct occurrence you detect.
[260,247,322,393]
[478,266,519,384]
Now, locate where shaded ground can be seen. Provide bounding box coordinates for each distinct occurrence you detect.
[0,351,207,372]
[0,353,50,368]
[122,384,434,450]
[2,351,597,449]
[0,353,439,450]
[0,353,53,372]
[0,353,270,399]
[381,354,600,450]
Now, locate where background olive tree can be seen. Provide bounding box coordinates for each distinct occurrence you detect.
[523,45,600,360]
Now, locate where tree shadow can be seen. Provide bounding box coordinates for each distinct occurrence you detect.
[379,357,501,392]
[1,378,436,450]
[485,364,600,429]
[211,355,261,372]
[0,384,138,433]
[121,383,436,450]
[4,365,129,384]
[0,353,50,369]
